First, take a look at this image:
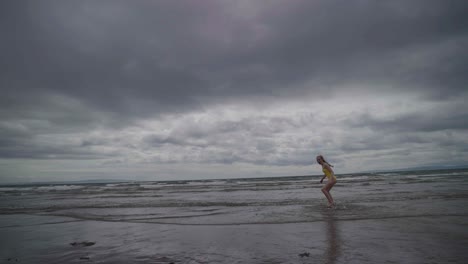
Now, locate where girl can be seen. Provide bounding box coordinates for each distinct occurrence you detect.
[317,155,337,207]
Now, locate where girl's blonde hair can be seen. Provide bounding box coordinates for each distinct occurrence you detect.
[317,155,334,167]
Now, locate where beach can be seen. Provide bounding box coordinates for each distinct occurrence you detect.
[1,169,467,263]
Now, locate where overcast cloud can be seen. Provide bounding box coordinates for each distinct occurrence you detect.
[1,0,467,183]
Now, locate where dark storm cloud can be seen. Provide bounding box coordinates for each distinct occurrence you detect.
[0,128,116,160]
[138,113,316,166]
[349,106,468,133]
[2,0,468,116]
[1,0,468,166]
[0,117,119,160]
[141,115,303,157]
[338,130,467,153]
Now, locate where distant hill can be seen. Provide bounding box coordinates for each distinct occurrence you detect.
[366,164,468,173]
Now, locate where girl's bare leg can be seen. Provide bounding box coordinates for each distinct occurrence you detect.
[321,188,332,204]
[322,180,336,207]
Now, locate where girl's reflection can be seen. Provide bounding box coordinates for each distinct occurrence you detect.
[324,211,340,264]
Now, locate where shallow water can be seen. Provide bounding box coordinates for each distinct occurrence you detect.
[0,169,467,263]
[1,169,467,225]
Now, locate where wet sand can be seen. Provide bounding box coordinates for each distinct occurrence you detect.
[1,213,467,263]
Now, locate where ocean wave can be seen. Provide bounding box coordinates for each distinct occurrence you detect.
[0,187,34,192]
[35,185,85,191]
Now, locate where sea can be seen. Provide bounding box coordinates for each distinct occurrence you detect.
[0,169,467,263]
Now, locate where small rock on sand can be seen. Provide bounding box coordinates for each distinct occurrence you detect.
[70,241,96,247]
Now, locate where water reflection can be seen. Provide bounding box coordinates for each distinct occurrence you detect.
[323,210,340,264]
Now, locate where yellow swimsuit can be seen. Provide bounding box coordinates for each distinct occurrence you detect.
[323,167,336,181]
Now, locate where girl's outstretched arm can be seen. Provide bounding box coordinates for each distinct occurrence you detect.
[320,175,326,183]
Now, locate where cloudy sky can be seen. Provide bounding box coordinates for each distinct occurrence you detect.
[1,0,467,183]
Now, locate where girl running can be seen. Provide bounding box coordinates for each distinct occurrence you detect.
[317,155,337,207]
